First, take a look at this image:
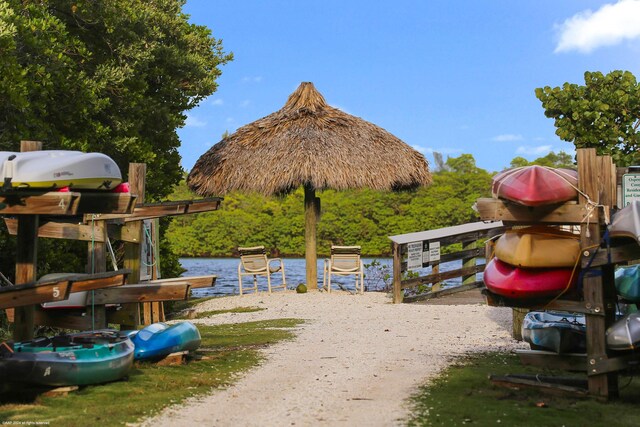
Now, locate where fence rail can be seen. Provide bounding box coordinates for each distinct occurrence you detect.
[388,221,505,303]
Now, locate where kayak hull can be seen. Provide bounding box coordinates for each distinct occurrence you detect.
[606,312,640,351]
[483,258,577,299]
[0,150,121,190]
[125,322,201,360]
[522,311,586,353]
[0,330,133,386]
[492,166,578,206]
[494,227,580,268]
[615,264,640,303]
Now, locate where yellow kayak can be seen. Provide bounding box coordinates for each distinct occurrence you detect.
[494,227,580,268]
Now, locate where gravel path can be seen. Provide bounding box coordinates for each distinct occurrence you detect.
[141,291,525,427]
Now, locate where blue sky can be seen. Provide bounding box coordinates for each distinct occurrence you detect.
[179,0,640,173]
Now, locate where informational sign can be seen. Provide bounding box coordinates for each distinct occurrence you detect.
[407,240,441,270]
[429,241,441,263]
[622,173,640,206]
[407,241,423,270]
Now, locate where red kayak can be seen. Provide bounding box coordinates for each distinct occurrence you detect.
[483,258,577,299]
[492,166,578,206]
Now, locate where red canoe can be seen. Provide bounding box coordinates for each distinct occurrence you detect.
[483,258,577,299]
[492,166,578,206]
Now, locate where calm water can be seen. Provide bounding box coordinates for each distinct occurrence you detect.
[179,257,473,297]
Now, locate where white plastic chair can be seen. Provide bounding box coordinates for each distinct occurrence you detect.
[237,246,286,295]
[323,245,364,294]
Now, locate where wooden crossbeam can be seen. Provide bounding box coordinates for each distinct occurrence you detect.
[475,198,596,224]
[146,275,216,289]
[4,218,105,242]
[69,270,130,292]
[91,283,190,304]
[88,198,222,222]
[0,280,71,309]
[0,191,136,215]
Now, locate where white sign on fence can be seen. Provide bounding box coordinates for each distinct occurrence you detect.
[407,241,423,270]
[429,241,441,262]
[623,173,640,206]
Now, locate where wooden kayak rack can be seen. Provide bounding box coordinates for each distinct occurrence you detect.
[3,141,221,340]
[479,148,640,400]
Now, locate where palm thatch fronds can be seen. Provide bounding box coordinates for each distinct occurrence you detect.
[187,82,431,196]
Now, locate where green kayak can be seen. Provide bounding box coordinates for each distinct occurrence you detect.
[0,330,134,386]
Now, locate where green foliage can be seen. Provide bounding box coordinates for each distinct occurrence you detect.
[363,259,391,291]
[509,151,575,169]
[167,154,494,257]
[536,70,640,166]
[0,0,231,282]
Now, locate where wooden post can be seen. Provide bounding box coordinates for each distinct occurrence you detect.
[86,216,107,329]
[461,239,477,286]
[392,242,403,303]
[119,163,146,329]
[304,184,318,290]
[12,141,43,340]
[577,148,618,399]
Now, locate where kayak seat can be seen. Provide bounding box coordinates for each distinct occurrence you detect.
[237,246,287,295]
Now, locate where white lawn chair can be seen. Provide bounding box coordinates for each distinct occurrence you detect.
[237,246,286,295]
[323,245,364,294]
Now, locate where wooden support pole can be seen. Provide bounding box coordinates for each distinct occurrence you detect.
[461,239,476,286]
[577,148,618,399]
[304,184,318,290]
[120,163,146,329]
[12,141,42,340]
[392,242,403,303]
[85,216,107,329]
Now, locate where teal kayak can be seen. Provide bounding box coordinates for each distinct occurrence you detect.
[0,330,134,386]
[125,322,201,360]
[615,264,640,303]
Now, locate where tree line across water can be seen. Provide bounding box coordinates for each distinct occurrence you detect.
[166,152,575,258]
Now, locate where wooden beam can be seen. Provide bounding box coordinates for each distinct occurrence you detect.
[583,243,640,268]
[0,280,71,309]
[90,198,222,222]
[402,265,485,290]
[489,374,589,398]
[475,198,596,224]
[481,289,601,315]
[34,307,94,330]
[0,192,78,215]
[70,270,130,292]
[516,349,587,372]
[146,275,216,289]
[4,217,106,242]
[73,192,137,214]
[91,283,190,304]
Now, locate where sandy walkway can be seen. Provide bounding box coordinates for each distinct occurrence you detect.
[141,291,525,427]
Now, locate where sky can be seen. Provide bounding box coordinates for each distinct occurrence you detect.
[178,0,640,173]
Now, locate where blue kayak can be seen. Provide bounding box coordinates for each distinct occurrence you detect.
[615,264,640,303]
[522,311,586,354]
[124,322,201,360]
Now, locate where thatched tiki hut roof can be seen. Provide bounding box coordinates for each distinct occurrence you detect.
[188,82,431,289]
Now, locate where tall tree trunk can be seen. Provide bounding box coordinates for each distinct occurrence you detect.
[304,184,317,290]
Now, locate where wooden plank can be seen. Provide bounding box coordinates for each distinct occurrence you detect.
[489,374,589,398]
[389,221,505,245]
[475,198,596,224]
[590,353,640,375]
[146,275,216,289]
[13,214,39,340]
[392,242,403,303]
[403,281,484,303]
[481,289,600,315]
[34,307,94,330]
[0,192,78,215]
[584,243,640,268]
[91,283,190,304]
[73,192,137,215]
[516,349,587,372]
[0,280,71,309]
[70,270,130,292]
[4,217,106,242]
[438,247,483,264]
[401,265,484,290]
[91,198,222,222]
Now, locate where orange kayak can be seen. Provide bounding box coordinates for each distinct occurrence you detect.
[494,227,580,268]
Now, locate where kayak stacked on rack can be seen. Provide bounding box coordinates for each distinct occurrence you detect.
[522,311,586,354]
[0,330,133,386]
[0,150,123,191]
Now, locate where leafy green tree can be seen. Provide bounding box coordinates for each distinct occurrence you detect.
[536,70,640,166]
[509,151,575,169]
[0,1,231,279]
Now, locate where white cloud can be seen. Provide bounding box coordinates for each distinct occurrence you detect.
[241,76,263,83]
[555,0,640,53]
[185,114,206,128]
[239,100,251,108]
[210,98,224,106]
[492,134,523,142]
[516,145,553,155]
[418,146,463,155]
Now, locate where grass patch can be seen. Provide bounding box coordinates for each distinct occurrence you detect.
[0,318,303,426]
[407,352,640,427]
[188,306,265,320]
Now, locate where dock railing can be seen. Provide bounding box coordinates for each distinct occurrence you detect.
[389,221,505,303]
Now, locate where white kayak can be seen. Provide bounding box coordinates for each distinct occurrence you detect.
[0,150,121,190]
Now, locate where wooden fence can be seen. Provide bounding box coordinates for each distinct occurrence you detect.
[389,221,505,303]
